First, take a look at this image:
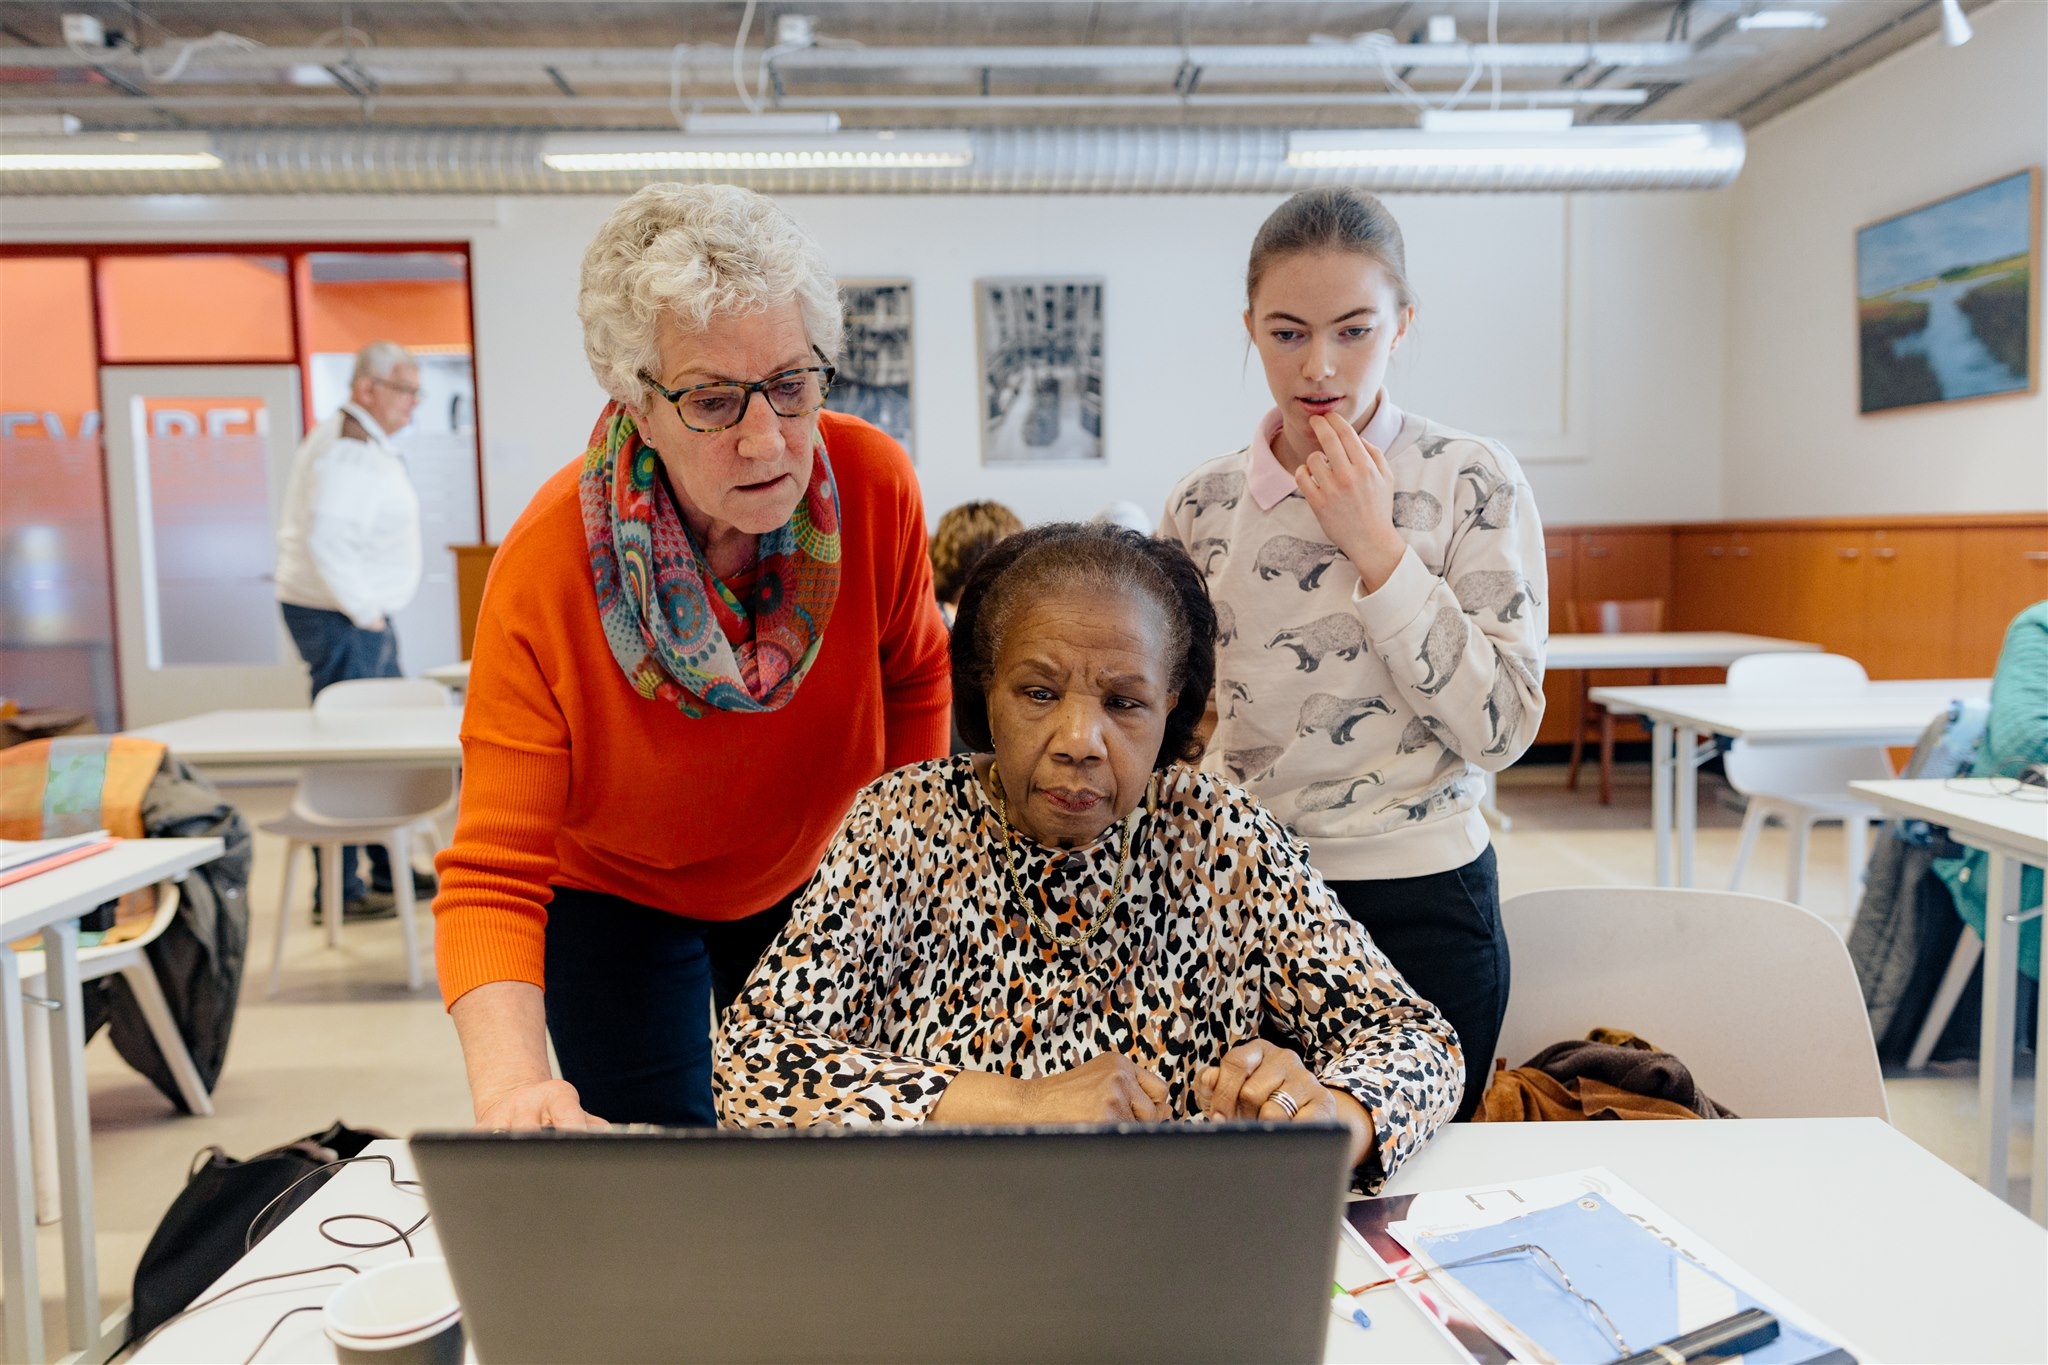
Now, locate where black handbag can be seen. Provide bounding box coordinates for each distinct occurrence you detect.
[128,1119,390,1342]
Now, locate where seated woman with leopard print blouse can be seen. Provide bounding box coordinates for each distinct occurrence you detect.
[714,522,1460,1188]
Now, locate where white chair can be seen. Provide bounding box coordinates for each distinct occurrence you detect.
[20,879,213,1224]
[1722,653,1892,910]
[1494,886,1889,1120]
[262,678,456,993]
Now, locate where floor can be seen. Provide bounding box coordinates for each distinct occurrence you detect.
[11,761,2040,1358]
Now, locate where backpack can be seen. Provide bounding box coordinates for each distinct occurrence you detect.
[129,1120,389,1342]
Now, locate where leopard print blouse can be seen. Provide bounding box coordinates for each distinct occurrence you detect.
[713,755,1462,1191]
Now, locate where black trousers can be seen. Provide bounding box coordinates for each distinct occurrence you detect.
[1326,845,1508,1122]
[541,884,798,1128]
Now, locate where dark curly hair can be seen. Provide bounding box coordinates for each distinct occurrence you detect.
[951,522,1217,769]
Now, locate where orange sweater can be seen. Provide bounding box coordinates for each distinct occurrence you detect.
[433,412,952,1007]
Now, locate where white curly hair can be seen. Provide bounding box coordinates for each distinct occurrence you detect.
[578,183,844,406]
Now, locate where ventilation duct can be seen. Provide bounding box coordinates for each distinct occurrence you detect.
[0,124,1745,196]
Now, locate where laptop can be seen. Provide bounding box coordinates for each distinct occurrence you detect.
[409,1121,1353,1364]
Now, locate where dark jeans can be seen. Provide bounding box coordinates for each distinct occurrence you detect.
[542,884,800,1127]
[1327,845,1508,1123]
[280,602,402,901]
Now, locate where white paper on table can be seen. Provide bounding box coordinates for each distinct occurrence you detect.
[1357,1167,1865,1364]
[0,829,110,873]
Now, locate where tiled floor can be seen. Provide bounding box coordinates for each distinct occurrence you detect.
[10,762,2039,1358]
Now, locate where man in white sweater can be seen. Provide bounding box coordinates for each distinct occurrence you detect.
[274,340,425,917]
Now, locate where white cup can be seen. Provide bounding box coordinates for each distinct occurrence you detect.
[323,1257,465,1365]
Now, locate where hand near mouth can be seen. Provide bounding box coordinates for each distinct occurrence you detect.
[1296,413,1406,595]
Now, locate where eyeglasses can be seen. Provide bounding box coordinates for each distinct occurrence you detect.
[1341,1241,1629,1357]
[640,347,837,433]
[373,377,422,399]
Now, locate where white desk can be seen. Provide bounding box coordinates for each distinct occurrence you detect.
[1477,633,1818,831]
[135,1121,2047,1365]
[1588,677,1990,887]
[422,662,470,696]
[0,837,224,1365]
[1546,631,1819,671]
[1852,779,2048,1223]
[129,708,464,770]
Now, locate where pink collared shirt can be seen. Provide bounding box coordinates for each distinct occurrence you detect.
[1245,390,1406,511]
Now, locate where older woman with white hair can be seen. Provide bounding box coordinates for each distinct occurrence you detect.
[434,183,952,1130]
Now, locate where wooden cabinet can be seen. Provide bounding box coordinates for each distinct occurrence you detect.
[1533,527,1675,746]
[1526,513,2048,751]
[1954,526,2048,674]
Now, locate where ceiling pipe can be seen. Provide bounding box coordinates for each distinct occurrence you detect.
[0,123,1745,195]
[2,40,1712,76]
[0,88,1651,116]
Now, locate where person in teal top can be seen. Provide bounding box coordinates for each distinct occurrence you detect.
[1933,601,2048,982]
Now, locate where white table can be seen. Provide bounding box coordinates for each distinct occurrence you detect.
[129,708,463,770]
[1546,630,1819,672]
[422,662,470,697]
[1852,778,2048,1223]
[0,837,224,1365]
[1479,633,1819,830]
[1588,677,1990,887]
[135,1121,2047,1365]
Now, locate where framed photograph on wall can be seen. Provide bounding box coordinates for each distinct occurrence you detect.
[825,279,915,456]
[1857,168,2039,414]
[977,277,1104,464]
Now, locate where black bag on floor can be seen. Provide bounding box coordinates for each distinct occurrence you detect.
[129,1120,390,1343]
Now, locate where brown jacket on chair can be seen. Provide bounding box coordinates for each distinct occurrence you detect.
[1477,1027,1736,1121]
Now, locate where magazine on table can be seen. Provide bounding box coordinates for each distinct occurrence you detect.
[1341,1167,1859,1365]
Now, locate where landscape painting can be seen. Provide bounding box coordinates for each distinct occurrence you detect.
[1857,169,2038,414]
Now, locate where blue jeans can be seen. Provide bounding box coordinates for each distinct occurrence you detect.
[280,602,402,901]
[542,884,798,1126]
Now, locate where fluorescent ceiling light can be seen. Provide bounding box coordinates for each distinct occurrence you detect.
[1284,123,1745,189]
[1736,9,1829,30]
[0,131,220,171]
[681,112,842,136]
[542,131,972,172]
[1418,109,1575,133]
[1939,0,1973,46]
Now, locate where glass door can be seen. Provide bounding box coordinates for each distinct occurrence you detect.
[99,365,308,724]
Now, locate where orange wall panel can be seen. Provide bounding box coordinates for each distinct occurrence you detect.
[304,279,472,354]
[96,255,294,361]
[0,257,98,430]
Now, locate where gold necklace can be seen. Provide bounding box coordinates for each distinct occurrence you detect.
[987,770,1146,951]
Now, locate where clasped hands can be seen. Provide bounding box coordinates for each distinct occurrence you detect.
[1012,1043,1340,1128]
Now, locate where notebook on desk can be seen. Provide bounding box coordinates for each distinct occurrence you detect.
[409,1121,1352,1365]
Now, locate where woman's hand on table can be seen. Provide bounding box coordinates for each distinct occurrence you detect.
[1197,1041,1375,1168]
[1016,1053,1171,1122]
[1297,413,1406,594]
[473,1077,608,1131]
[933,1053,1170,1124]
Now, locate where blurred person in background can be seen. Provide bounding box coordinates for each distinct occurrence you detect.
[274,339,425,920]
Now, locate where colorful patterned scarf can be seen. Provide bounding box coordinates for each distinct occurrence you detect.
[579,402,842,717]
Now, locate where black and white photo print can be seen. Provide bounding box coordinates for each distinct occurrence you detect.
[976,277,1104,464]
[825,279,915,456]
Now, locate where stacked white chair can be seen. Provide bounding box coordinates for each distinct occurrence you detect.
[1722,653,1892,910]
[262,678,457,993]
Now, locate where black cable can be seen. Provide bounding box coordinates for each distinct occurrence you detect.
[244,1153,422,1253]
[135,1154,432,1359]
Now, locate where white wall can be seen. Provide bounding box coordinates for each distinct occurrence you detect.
[3,184,1732,538]
[1725,0,2048,518]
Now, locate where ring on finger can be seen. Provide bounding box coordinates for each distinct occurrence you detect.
[1268,1088,1301,1119]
